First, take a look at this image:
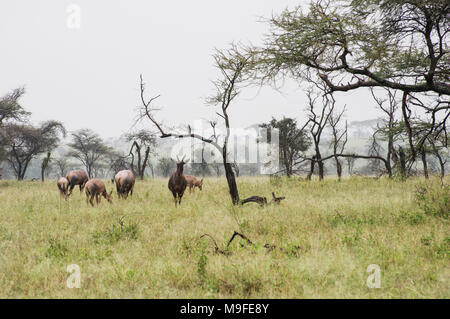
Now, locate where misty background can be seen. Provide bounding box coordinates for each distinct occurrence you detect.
[0,1,423,179]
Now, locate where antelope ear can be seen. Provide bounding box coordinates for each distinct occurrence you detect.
[200,178,203,183]
[183,158,190,164]
[109,190,113,195]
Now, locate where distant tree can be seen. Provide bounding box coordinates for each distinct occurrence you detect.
[157,157,173,177]
[260,116,310,177]
[0,121,66,180]
[52,155,72,177]
[345,157,356,176]
[328,107,348,181]
[0,87,30,161]
[125,130,156,180]
[191,143,212,177]
[0,87,30,126]
[67,129,111,178]
[106,150,130,180]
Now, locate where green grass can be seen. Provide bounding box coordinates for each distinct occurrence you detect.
[0,176,448,298]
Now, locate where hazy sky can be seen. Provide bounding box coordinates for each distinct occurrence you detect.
[0,0,383,138]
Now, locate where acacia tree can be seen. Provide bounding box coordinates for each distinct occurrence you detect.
[157,157,173,177]
[137,44,250,204]
[106,150,130,180]
[0,87,30,161]
[249,0,449,160]
[0,121,66,180]
[125,130,156,180]
[52,155,73,177]
[0,87,30,126]
[261,116,310,177]
[67,129,111,178]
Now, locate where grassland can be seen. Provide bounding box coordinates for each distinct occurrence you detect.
[0,176,448,298]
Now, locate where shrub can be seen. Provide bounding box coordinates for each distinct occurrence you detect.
[45,237,69,259]
[93,221,139,245]
[415,184,449,218]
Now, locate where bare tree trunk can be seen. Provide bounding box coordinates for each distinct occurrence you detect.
[335,157,342,181]
[224,161,239,205]
[41,152,51,182]
[140,147,150,180]
[318,157,324,180]
[429,140,445,181]
[398,146,407,179]
[421,149,429,179]
[306,156,315,180]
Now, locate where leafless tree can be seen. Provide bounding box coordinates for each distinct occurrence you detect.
[328,106,347,181]
[136,44,250,204]
[125,130,156,180]
[304,86,335,181]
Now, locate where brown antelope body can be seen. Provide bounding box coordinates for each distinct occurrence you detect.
[66,169,89,197]
[84,179,113,206]
[185,175,203,193]
[114,170,135,199]
[168,156,188,206]
[57,177,69,199]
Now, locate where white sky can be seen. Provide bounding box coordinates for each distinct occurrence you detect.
[0,0,383,138]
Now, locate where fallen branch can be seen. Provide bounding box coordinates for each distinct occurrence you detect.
[240,196,267,206]
[240,192,286,206]
[226,231,254,248]
[200,233,230,255]
[199,230,302,256]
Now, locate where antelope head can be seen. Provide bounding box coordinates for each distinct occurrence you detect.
[175,155,189,176]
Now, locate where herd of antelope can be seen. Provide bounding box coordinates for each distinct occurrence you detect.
[57,155,203,207]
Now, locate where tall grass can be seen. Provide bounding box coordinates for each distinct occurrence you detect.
[0,176,448,298]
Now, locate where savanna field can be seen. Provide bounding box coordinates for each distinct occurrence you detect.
[0,176,448,298]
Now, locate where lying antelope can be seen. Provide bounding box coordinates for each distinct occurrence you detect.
[57,177,69,199]
[185,175,203,193]
[114,169,135,199]
[168,156,188,206]
[66,169,89,197]
[84,179,113,206]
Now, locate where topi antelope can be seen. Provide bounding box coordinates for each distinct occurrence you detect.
[84,179,113,206]
[114,169,135,199]
[57,177,69,199]
[185,175,203,193]
[66,169,89,197]
[168,155,189,206]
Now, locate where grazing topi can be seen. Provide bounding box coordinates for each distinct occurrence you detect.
[84,179,113,206]
[57,177,69,199]
[66,169,89,197]
[114,169,135,199]
[185,175,203,193]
